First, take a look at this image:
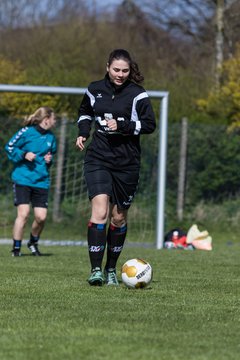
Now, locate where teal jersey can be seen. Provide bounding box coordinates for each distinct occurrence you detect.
[5,125,57,189]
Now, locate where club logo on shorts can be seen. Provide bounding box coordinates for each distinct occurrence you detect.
[123,195,134,206]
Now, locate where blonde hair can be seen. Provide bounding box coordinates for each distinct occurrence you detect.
[23,106,54,126]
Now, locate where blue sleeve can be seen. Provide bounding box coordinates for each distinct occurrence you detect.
[5,128,28,163]
[51,136,57,155]
[46,134,57,167]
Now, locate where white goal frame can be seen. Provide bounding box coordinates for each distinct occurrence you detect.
[0,84,169,249]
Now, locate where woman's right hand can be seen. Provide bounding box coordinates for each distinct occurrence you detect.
[76,136,86,151]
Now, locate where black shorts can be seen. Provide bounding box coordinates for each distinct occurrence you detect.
[84,163,140,210]
[13,184,49,208]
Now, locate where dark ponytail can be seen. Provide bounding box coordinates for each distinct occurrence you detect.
[130,61,144,84]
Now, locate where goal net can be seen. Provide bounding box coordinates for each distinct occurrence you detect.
[0,85,168,248]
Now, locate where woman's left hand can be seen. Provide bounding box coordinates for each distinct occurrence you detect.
[44,152,52,164]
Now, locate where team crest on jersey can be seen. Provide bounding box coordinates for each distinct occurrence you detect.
[96,93,102,98]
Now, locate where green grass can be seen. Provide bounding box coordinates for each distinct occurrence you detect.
[0,244,240,360]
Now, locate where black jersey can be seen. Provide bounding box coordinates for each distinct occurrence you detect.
[77,74,156,168]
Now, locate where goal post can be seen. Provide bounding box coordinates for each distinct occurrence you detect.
[0,84,169,249]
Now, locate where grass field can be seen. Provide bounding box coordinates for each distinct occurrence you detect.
[0,242,240,360]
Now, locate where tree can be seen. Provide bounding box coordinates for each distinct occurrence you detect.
[215,0,225,88]
[0,57,26,115]
[0,56,62,117]
[197,45,240,129]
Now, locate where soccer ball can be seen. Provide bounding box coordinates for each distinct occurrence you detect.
[121,258,153,289]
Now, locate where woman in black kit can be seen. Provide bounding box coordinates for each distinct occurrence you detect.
[76,49,156,286]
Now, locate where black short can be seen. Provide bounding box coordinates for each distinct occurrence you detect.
[84,163,140,210]
[13,184,49,208]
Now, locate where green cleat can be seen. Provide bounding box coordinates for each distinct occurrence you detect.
[88,268,104,286]
[105,268,119,286]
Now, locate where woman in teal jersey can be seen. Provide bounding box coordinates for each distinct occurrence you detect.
[5,106,57,256]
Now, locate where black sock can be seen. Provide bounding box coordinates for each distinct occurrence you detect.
[87,222,106,271]
[105,223,127,270]
[29,233,39,244]
[13,239,22,250]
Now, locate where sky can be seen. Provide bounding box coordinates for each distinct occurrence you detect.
[87,0,124,12]
[90,0,124,6]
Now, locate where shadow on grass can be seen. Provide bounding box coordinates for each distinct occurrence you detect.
[18,253,54,257]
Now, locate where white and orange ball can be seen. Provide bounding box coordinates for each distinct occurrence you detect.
[121,258,153,289]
